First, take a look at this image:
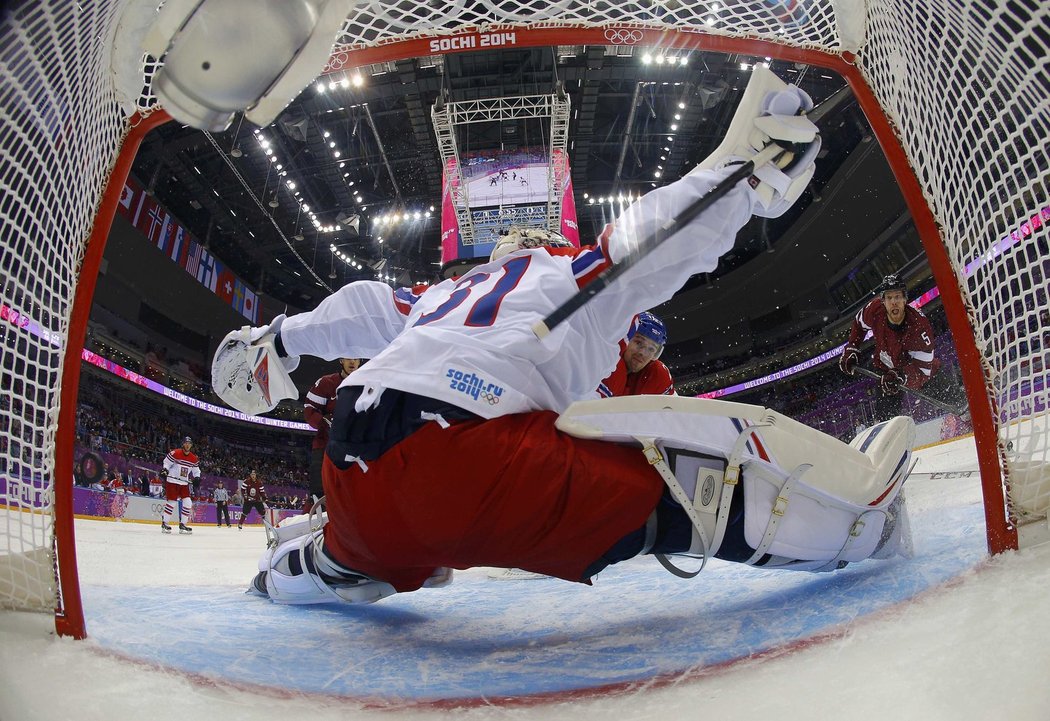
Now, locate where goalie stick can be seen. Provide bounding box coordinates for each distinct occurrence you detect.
[854,366,969,417]
[532,81,855,340]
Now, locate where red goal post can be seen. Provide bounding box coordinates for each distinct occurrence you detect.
[1,1,1046,640]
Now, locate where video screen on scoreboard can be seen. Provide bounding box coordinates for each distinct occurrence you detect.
[461,147,550,208]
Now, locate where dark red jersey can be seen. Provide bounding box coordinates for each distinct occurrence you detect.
[303,371,344,450]
[847,298,938,389]
[240,476,267,504]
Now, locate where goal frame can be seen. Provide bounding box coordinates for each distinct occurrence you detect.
[50,25,1022,640]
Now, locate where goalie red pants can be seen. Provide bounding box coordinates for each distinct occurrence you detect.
[321,409,665,593]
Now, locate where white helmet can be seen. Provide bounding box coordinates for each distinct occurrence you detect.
[490,226,573,262]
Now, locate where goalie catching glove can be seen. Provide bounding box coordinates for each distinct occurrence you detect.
[212,315,301,416]
[692,66,820,218]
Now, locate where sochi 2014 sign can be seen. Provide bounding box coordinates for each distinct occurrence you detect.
[427,31,519,54]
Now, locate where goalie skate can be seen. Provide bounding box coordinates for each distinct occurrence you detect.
[253,528,398,605]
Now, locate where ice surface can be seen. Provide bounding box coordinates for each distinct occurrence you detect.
[2,434,1049,720]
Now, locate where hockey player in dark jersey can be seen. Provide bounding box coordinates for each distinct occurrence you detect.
[839,274,947,421]
[237,470,268,529]
[303,358,362,501]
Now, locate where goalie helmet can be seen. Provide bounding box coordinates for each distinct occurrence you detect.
[879,274,907,296]
[490,226,573,262]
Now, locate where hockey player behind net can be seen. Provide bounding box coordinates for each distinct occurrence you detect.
[212,68,914,606]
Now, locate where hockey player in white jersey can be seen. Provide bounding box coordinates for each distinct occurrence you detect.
[160,435,201,534]
[212,69,914,606]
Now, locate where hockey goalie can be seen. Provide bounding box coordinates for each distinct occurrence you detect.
[209,67,914,606]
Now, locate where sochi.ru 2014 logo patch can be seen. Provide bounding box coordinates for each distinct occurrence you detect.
[446,368,503,405]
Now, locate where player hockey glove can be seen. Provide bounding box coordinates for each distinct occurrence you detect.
[839,346,859,376]
[691,67,820,218]
[879,369,903,396]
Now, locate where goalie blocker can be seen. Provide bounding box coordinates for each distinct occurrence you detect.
[249,394,915,606]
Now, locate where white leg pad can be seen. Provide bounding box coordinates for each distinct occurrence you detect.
[557,396,915,564]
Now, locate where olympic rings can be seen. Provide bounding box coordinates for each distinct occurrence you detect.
[480,392,500,405]
[603,28,644,45]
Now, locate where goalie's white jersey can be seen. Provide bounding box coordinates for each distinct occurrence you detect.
[279,168,756,418]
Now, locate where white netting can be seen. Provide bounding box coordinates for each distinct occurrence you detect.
[0,1,131,614]
[859,0,1049,533]
[1,0,1048,623]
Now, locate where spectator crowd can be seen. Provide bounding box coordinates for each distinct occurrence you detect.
[72,368,312,508]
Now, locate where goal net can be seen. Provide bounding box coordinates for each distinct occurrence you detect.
[1,0,1047,638]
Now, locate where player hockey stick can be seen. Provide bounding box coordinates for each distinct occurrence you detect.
[853,366,969,416]
[532,82,854,340]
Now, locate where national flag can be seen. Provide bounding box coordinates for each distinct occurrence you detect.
[118,184,134,211]
[196,249,217,291]
[232,279,246,314]
[131,186,147,225]
[144,203,166,243]
[156,215,173,250]
[184,241,202,278]
[242,288,258,323]
[217,267,236,304]
[169,226,187,264]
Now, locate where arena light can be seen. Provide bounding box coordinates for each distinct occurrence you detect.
[315,83,326,93]
[351,73,364,87]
